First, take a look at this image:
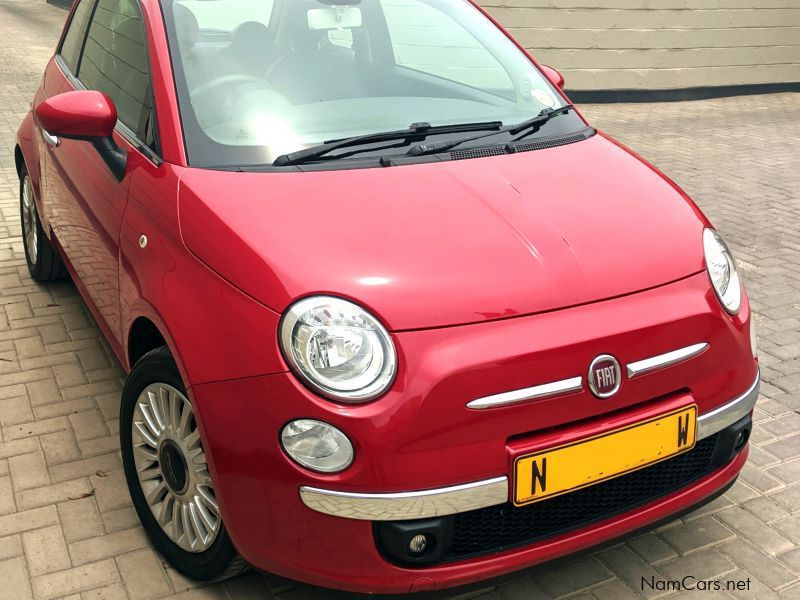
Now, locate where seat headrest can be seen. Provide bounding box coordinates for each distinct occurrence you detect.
[231,21,270,59]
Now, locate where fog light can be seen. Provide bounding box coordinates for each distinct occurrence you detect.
[280,419,354,473]
[408,534,428,555]
[750,317,758,358]
[735,429,750,452]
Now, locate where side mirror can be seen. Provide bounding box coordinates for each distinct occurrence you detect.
[541,65,565,90]
[35,90,127,181]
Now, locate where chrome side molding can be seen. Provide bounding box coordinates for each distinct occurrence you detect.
[627,343,709,379]
[467,376,583,410]
[299,476,509,521]
[697,371,760,440]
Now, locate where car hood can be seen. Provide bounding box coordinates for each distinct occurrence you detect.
[179,133,708,331]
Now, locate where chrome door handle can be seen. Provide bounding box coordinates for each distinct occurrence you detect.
[42,129,60,147]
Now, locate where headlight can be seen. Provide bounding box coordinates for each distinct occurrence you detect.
[279,296,396,402]
[281,419,354,473]
[703,229,741,315]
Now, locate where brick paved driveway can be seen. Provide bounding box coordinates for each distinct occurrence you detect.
[1,1,799,599]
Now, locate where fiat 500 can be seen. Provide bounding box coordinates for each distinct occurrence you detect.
[15,0,758,593]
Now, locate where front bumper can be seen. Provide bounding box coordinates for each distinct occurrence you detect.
[190,271,758,593]
[299,372,759,522]
[372,415,752,567]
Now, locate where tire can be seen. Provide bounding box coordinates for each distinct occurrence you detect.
[120,346,246,582]
[20,165,67,282]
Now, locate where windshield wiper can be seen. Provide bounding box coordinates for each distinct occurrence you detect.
[406,105,574,157]
[272,121,503,166]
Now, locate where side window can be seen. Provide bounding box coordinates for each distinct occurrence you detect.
[59,0,95,74]
[78,0,153,141]
[380,0,513,94]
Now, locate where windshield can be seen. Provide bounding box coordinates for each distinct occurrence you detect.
[163,0,582,168]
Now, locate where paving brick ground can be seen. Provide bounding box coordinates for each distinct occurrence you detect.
[1,1,799,599]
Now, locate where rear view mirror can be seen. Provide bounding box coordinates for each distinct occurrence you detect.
[36,90,117,140]
[541,65,565,89]
[307,7,362,31]
[35,90,127,181]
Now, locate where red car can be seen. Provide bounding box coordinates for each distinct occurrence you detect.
[16,0,758,593]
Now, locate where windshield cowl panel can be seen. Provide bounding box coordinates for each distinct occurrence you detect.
[162,0,584,169]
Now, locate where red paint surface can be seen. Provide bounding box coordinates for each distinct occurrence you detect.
[15,0,756,592]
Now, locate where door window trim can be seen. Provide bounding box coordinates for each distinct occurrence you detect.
[54,0,163,166]
[57,0,98,74]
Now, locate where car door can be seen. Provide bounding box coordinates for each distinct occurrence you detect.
[40,0,157,345]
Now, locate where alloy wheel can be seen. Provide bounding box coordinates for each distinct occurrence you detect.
[132,383,221,553]
[21,174,38,263]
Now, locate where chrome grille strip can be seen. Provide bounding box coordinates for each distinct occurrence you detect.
[626,343,709,379]
[467,343,709,410]
[467,376,583,410]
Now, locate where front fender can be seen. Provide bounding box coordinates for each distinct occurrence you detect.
[119,164,287,387]
[16,109,48,234]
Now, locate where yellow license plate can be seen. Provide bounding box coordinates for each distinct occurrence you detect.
[514,405,697,506]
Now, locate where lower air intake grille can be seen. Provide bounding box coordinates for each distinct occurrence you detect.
[450,434,718,560]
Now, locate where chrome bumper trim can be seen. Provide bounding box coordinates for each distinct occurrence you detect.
[467,376,583,410]
[299,476,508,521]
[301,372,759,521]
[697,371,760,440]
[627,342,709,379]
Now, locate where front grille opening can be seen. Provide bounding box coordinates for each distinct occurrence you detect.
[450,434,718,559]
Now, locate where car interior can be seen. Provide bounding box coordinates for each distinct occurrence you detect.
[174,3,528,108]
[173,1,375,105]
[166,0,564,164]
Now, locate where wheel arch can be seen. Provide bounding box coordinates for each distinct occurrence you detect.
[14,144,25,178]
[15,111,40,182]
[128,316,168,368]
[125,312,191,390]
[123,312,228,541]
[15,111,48,236]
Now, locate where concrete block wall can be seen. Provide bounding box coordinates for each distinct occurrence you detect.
[477,0,800,91]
